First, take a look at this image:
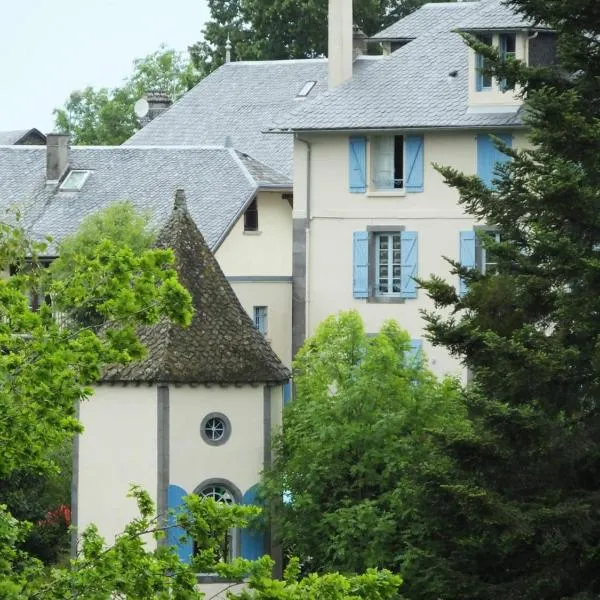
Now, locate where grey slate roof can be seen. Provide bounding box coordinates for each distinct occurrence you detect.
[271,29,523,132]
[0,129,46,145]
[0,145,278,253]
[102,190,290,385]
[372,2,479,41]
[124,57,380,177]
[458,0,544,31]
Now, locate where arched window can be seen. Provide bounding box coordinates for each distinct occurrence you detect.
[193,479,241,561]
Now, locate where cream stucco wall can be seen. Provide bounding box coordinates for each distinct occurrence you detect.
[77,385,157,545]
[229,281,292,367]
[295,130,527,378]
[169,385,268,499]
[216,191,293,366]
[216,191,292,277]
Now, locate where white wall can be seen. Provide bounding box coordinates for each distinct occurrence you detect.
[216,191,292,277]
[169,385,266,499]
[216,190,293,366]
[229,281,292,367]
[77,385,157,546]
[295,130,527,378]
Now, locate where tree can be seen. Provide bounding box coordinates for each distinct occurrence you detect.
[263,311,467,574]
[189,0,456,74]
[50,201,157,328]
[400,1,600,597]
[54,47,199,145]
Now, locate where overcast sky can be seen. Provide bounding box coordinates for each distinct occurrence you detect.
[0,0,210,132]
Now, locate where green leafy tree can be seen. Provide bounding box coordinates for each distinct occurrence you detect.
[54,47,199,145]
[190,0,456,74]
[263,311,467,574]
[400,1,600,598]
[50,201,157,328]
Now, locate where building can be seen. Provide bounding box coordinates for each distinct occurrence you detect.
[75,190,289,569]
[0,128,46,145]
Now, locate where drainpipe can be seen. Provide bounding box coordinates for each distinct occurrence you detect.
[295,135,312,347]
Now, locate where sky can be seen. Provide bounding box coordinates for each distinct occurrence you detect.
[0,0,210,132]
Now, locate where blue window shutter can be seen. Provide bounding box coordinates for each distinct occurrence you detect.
[405,135,424,192]
[283,380,292,406]
[241,485,266,560]
[409,339,423,361]
[477,133,513,189]
[353,231,369,298]
[400,231,418,299]
[167,484,193,564]
[348,136,367,193]
[459,230,477,296]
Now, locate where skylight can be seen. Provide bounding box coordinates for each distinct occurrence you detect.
[60,170,91,191]
[296,81,317,98]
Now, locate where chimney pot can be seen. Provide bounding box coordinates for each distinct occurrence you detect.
[46,133,70,182]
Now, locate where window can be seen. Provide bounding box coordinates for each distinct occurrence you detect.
[371,136,404,190]
[475,34,493,91]
[348,135,424,194]
[499,33,516,91]
[296,80,317,97]
[244,198,258,232]
[353,229,418,301]
[196,483,239,561]
[477,230,501,275]
[375,232,402,296]
[200,412,231,446]
[477,133,513,189]
[253,306,268,335]
[60,170,90,191]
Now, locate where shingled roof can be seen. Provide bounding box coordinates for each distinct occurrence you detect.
[0,129,46,145]
[0,145,288,253]
[102,190,290,385]
[372,1,479,41]
[271,29,523,132]
[124,57,380,177]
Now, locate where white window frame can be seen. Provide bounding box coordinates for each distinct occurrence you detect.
[477,230,501,274]
[253,306,268,335]
[375,232,402,297]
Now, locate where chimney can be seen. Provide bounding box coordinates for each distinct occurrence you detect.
[146,91,172,121]
[46,133,69,182]
[353,26,368,58]
[328,0,353,89]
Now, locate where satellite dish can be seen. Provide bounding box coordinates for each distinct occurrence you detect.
[134,98,149,119]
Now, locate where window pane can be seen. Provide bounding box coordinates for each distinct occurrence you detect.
[375,233,402,297]
[372,136,395,190]
[244,199,259,231]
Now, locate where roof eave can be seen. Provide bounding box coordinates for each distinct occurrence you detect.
[269,123,526,134]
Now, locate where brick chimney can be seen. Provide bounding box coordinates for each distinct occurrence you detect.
[146,91,172,122]
[328,0,353,89]
[46,133,69,182]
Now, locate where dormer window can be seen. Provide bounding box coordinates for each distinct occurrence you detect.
[60,170,91,191]
[296,81,317,98]
[475,34,493,91]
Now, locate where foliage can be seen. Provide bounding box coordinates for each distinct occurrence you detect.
[403,1,600,598]
[0,442,71,564]
[189,0,456,75]
[50,202,157,328]
[0,217,192,479]
[54,47,200,145]
[263,311,467,575]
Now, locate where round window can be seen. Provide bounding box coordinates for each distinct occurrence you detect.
[200,413,231,446]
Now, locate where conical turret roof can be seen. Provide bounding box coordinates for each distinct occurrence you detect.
[102,189,290,385]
